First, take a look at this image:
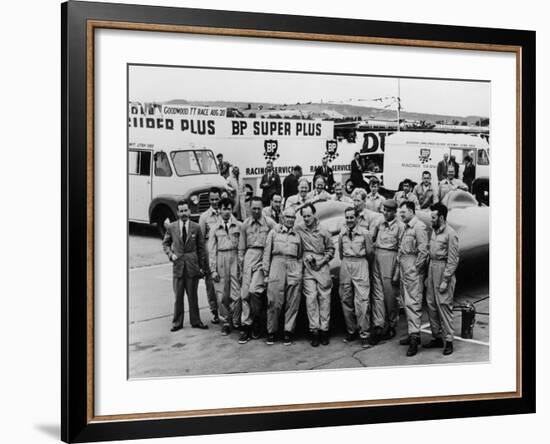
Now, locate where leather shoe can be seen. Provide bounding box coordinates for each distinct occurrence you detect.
[192,323,208,330]
[170,325,183,332]
[443,341,454,355]
[423,338,444,348]
[343,332,357,343]
[320,331,330,346]
[211,315,220,324]
[383,327,396,340]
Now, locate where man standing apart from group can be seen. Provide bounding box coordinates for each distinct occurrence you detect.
[263,207,303,346]
[260,160,281,206]
[237,197,276,344]
[424,203,459,356]
[314,157,335,192]
[397,201,429,357]
[198,188,222,324]
[369,199,404,344]
[295,204,335,347]
[338,207,375,348]
[208,198,243,336]
[162,200,209,332]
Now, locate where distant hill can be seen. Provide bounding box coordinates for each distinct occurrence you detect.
[164,99,489,126]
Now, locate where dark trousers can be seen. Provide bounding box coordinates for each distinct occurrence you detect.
[172,276,201,327]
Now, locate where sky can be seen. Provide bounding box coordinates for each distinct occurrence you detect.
[129,65,490,117]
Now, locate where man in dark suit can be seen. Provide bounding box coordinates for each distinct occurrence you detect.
[260,160,281,206]
[314,157,335,192]
[437,153,449,182]
[350,152,368,191]
[282,165,302,200]
[162,200,209,331]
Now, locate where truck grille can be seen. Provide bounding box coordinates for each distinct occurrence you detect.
[198,192,210,213]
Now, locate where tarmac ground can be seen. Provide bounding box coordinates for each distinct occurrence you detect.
[128,223,490,379]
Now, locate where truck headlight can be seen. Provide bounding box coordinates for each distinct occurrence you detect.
[190,195,199,205]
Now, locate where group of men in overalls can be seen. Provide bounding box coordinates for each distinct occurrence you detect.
[163,172,460,358]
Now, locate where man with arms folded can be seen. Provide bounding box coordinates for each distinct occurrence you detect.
[365,177,384,213]
[413,170,437,210]
[208,198,243,336]
[262,207,303,346]
[237,197,276,344]
[332,182,353,204]
[295,203,335,347]
[424,203,460,356]
[338,207,375,348]
[397,201,429,357]
[437,165,469,202]
[197,187,222,324]
[369,199,404,344]
[162,200,209,332]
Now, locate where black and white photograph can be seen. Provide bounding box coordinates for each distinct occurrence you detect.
[128,65,491,378]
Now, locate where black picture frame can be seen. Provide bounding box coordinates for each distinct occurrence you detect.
[61,1,536,442]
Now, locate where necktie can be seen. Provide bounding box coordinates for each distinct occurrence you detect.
[182,223,187,242]
[224,222,229,234]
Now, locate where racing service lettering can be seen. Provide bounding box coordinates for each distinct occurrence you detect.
[308,164,351,173]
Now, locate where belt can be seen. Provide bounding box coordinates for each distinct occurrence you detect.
[247,246,264,250]
[273,253,298,259]
[342,255,366,260]
[375,247,398,252]
[218,249,238,252]
[304,250,323,254]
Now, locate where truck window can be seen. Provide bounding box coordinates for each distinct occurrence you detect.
[477,149,489,165]
[194,150,218,174]
[154,151,172,177]
[171,151,201,176]
[129,150,151,176]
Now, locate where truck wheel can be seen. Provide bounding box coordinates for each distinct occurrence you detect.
[344,179,354,194]
[154,207,175,238]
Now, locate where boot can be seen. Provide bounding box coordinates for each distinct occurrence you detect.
[406,335,419,357]
[320,331,330,346]
[310,331,320,347]
[368,327,382,346]
[443,341,454,355]
[238,326,250,344]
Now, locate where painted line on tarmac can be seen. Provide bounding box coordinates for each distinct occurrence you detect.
[420,323,489,347]
[130,263,171,272]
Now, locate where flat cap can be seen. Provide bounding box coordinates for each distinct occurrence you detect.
[382,199,398,210]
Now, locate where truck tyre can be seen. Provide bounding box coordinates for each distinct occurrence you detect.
[153,206,175,238]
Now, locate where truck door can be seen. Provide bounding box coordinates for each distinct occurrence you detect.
[129,149,152,222]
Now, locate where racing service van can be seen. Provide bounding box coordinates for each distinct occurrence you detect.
[382,132,490,203]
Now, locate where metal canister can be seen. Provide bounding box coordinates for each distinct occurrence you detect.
[460,302,476,339]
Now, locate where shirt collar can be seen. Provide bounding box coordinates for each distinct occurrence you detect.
[209,207,219,216]
[435,222,447,235]
[407,216,418,228]
[383,217,397,228]
[218,216,237,229]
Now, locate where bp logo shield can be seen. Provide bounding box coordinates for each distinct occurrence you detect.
[418,148,432,164]
[324,139,339,161]
[263,140,280,161]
